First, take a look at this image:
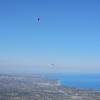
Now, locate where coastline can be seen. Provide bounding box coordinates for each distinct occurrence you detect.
[57,79,61,86]
[45,74,100,91]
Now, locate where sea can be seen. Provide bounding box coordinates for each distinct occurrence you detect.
[45,74,100,91]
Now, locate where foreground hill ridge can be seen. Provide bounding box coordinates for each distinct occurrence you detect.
[0,75,100,100]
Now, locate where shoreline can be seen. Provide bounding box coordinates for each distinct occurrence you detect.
[56,79,100,91]
[57,79,61,86]
[45,74,100,91]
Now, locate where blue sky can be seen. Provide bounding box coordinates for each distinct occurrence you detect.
[0,0,100,74]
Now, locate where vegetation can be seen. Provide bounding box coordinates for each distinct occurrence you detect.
[0,75,100,100]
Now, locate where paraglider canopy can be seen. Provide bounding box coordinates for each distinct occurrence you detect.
[38,18,40,21]
[51,64,55,68]
[51,64,55,66]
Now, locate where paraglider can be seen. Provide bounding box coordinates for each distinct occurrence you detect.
[51,64,55,68]
[38,18,40,21]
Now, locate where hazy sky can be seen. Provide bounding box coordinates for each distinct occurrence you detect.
[0,0,100,74]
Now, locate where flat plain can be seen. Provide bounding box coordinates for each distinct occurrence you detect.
[0,74,100,100]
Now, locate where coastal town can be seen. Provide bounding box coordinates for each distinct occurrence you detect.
[0,74,100,100]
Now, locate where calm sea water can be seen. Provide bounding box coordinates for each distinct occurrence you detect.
[46,74,100,90]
